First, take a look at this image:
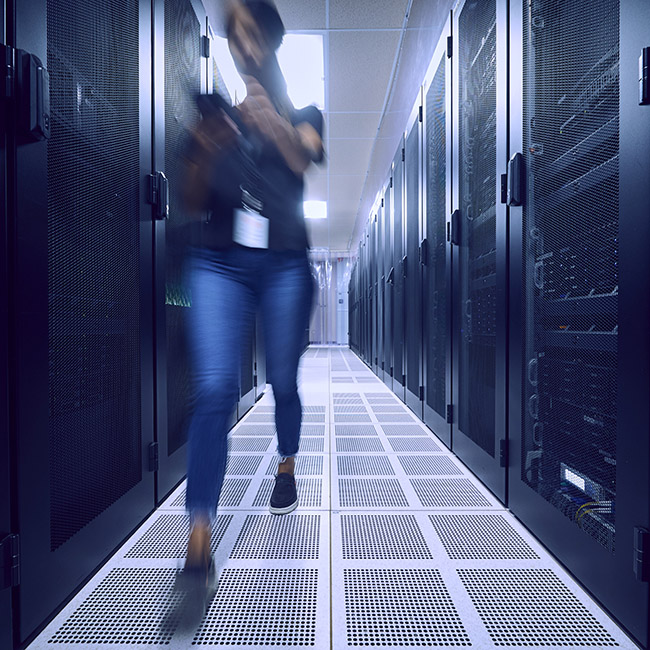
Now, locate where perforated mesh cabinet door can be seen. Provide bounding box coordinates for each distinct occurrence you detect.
[424,51,449,427]
[47,0,143,552]
[392,147,405,392]
[456,0,498,459]
[520,0,619,554]
[163,0,202,457]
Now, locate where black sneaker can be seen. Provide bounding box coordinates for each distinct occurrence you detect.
[269,472,298,514]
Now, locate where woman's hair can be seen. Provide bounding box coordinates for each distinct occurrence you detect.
[226,0,293,117]
[226,0,285,52]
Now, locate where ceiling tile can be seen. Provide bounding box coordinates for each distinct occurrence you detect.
[329,112,382,139]
[328,31,401,112]
[329,175,366,206]
[329,0,409,29]
[304,166,328,201]
[274,0,327,29]
[328,138,375,176]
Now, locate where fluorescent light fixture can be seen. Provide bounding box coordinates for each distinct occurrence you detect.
[214,34,325,110]
[304,200,327,219]
[278,34,325,110]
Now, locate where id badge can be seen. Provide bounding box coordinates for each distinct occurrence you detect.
[233,208,269,249]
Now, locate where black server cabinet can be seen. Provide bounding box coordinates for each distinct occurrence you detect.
[382,181,393,389]
[508,0,650,645]
[11,0,156,643]
[255,316,267,399]
[452,0,508,503]
[404,97,424,416]
[371,213,378,375]
[1,3,13,645]
[377,197,385,381]
[392,144,406,401]
[422,18,453,448]
[153,0,208,500]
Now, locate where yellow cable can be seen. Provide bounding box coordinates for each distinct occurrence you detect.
[575,501,596,520]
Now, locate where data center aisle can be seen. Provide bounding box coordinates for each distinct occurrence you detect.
[28,346,638,650]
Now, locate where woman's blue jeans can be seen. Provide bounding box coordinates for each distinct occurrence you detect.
[183,245,314,523]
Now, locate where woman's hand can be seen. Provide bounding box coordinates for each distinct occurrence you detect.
[238,76,323,175]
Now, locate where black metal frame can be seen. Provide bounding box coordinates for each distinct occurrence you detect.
[422,15,453,449]
[404,92,424,417]
[377,194,385,382]
[507,0,650,646]
[153,0,208,500]
[451,0,508,504]
[382,178,393,390]
[391,143,406,401]
[11,0,156,643]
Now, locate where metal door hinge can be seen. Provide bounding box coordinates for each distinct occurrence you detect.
[418,105,423,123]
[201,35,210,58]
[447,36,453,58]
[419,386,424,401]
[148,172,169,220]
[390,176,393,188]
[446,404,453,424]
[634,527,650,582]
[254,375,258,388]
[499,439,509,467]
[1,534,20,589]
[401,147,405,162]
[500,173,508,204]
[402,373,406,386]
[148,442,159,472]
[390,366,393,377]
[402,255,407,278]
[381,198,384,207]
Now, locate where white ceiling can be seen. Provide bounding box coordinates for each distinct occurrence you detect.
[205,0,451,253]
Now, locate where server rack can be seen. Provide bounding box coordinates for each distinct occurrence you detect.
[153,0,208,499]
[382,181,393,389]
[377,197,385,381]
[10,0,156,643]
[0,3,13,645]
[371,212,378,374]
[422,17,453,448]
[404,93,424,416]
[508,0,650,645]
[451,0,508,503]
[391,143,406,401]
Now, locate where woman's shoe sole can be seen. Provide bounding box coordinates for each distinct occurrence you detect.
[269,499,298,515]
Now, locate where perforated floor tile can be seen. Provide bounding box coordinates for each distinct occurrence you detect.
[252,478,323,508]
[336,455,395,476]
[47,568,184,645]
[411,478,494,508]
[171,479,251,508]
[233,424,276,436]
[376,412,417,422]
[230,514,321,559]
[430,514,539,560]
[225,455,264,475]
[194,568,319,646]
[334,414,372,422]
[229,437,273,452]
[339,569,470,647]
[334,424,377,436]
[340,514,433,559]
[338,478,409,508]
[387,436,442,452]
[381,424,429,436]
[27,347,641,650]
[125,514,232,558]
[398,455,464,476]
[458,568,619,647]
[336,437,385,452]
[266,455,323,476]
